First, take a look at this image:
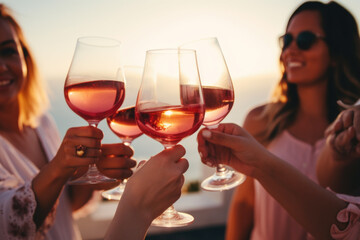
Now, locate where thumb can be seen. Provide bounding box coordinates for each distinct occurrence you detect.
[201,129,244,150]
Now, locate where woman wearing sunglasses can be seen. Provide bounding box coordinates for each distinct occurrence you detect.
[223,1,360,240]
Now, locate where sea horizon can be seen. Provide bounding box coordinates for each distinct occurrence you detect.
[47,74,278,182]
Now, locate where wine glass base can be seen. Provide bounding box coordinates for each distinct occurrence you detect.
[68,174,118,185]
[151,211,194,228]
[101,186,124,200]
[201,171,246,192]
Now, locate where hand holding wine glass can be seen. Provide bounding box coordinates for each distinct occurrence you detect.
[180,37,246,191]
[64,36,125,184]
[135,49,205,227]
[102,66,144,200]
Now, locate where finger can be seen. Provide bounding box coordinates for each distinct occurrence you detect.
[98,156,137,169]
[101,143,134,157]
[99,168,133,179]
[353,108,360,141]
[65,145,102,158]
[197,129,210,159]
[66,126,103,139]
[176,158,189,173]
[152,145,186,162]
[201,129,245,150]
[66,137,102,149]
[334,128,354,153]
[136,160,147,169]
[342,110,354,129]
[325,121,341,137]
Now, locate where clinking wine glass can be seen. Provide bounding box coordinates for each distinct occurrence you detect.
[180,37,246,191]
[102,66,144,200]
[64,36,125,185]
[135,49,205,227]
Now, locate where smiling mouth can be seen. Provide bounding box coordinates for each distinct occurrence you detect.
[0,79,12,87]
[287,62,303,68]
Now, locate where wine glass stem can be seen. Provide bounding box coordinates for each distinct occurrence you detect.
[88,122,99,176]
[87,164,100,177]
[162,205,178,219]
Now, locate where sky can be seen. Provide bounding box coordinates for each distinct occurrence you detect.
[2,0,360,180]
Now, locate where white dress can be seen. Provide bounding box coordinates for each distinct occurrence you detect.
[0,114,81,240]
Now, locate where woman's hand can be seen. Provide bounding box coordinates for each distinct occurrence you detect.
[120,145,188,222]
[51,126,103,181]
[325,105,360,160]
[197,123,271,177]
[97,143,136,179]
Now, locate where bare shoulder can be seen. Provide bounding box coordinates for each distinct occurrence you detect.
[243,104,268,137]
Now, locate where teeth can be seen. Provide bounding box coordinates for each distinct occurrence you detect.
[288,62,303,68]
[0,79,11,86]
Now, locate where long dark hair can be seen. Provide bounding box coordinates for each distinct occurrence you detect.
[258,1,360,143]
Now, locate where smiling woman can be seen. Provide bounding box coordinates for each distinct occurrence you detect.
[226,1,360,240]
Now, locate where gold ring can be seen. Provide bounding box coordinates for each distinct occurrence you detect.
[75,145,87,157]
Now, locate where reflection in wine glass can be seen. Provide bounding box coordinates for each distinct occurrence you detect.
[135,49,205,227]
[102,66,143,200]
[64,36,125,185]
[180,37,246,191]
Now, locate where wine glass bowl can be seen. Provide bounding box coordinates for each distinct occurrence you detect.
[64,36,125,184]
[101,66,144,200]
[101,106,143,200]
[135,49,205,227]
[180,37,246,191]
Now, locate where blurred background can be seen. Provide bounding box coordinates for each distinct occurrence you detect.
[2,0,360,181]
[2,0,360,239]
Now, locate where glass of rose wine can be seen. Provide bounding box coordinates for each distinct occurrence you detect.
[180,37,246,191]
[135,49,205,227]
[102,66,144,200]
[64,36,125,184]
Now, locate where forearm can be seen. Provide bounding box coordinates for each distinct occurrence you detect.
[254,152,347,240]
[105,194,152,240]
[31,161,71,228]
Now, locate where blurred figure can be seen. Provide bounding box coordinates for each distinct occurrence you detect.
[197,104,360,239]
[215,1,360,240]
[0,4,140,239]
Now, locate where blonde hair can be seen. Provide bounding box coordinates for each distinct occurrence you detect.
[257,1,360,144]
[0,4,49,129]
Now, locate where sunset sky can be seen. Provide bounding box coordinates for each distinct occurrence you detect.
[2,0,360,180]
[3,0,360,82]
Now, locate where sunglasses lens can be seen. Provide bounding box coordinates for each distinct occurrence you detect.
[281,34,293,50]
[297,31,317,50]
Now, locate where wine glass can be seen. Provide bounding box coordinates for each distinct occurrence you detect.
[102,66,144,200]
[135,49,205,227]
[64,36,125,185]
[180,37,246,191]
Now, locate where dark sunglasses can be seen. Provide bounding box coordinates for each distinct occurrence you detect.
[279,31,326,51]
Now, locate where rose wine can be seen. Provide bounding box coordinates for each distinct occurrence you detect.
[136,104,204,146]
[202,86,234,126]
[64,80,125,123]
[107,106,142,142]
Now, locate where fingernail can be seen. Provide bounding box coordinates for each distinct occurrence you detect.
[202,130,212,138]
[205,161,214,167]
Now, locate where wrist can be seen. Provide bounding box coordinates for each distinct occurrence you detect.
[119,192,153,225]
[251,150,278,181]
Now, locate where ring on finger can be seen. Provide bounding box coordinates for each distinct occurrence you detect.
[75,145,87,157]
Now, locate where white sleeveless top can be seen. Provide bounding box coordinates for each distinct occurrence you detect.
[251,130,326,240]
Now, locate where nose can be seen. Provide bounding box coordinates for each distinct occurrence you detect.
[0,59,7,72]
